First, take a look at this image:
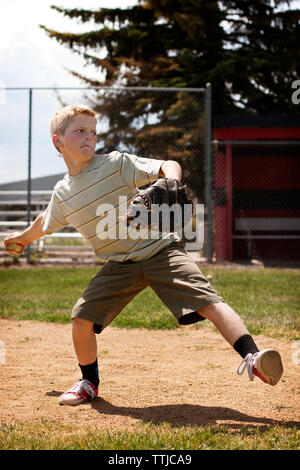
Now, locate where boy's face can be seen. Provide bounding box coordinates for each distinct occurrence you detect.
[53,114,97,162]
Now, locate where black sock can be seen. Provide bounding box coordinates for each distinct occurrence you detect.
[233,334,259,358]
[79,359,99,389]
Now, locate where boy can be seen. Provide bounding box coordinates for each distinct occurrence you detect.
[4,105,283,406]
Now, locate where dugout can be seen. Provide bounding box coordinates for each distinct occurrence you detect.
[213,115,300,262]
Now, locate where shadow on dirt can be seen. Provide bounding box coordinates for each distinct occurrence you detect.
[89,397,299,429]
[43,390,299,430]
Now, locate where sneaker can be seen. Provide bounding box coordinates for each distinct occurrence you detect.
[237,349,283,386]
[59,379,98,406]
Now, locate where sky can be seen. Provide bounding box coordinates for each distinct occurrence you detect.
[0,0,137,183]
[0,0,299,184]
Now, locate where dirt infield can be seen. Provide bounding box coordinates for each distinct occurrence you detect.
[0,319,299,430]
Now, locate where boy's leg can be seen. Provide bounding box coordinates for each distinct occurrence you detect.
[59,260,148,405]
[144,243,283,386]
[72,317,97,365]
[197,302,283,386]
[197,302,251,347]
[59,318,99,406]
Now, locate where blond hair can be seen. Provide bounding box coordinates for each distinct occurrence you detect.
[50,104,97,137]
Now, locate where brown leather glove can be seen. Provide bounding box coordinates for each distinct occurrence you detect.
[126,178,194,232]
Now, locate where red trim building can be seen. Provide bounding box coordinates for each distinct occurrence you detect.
[213,115,300,261]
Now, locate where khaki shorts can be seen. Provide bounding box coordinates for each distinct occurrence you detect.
[72,242,224,332]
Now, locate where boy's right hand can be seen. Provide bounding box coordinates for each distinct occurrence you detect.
[4,232,27,255]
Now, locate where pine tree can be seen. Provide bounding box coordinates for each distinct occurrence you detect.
[218,0,300,113]
[40,0,300,198]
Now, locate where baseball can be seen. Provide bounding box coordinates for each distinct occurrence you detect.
[6,242,23,255]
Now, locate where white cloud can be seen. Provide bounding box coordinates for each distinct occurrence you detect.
[0,144,28,183]
[0,0,138,87]
[0,0,137,182]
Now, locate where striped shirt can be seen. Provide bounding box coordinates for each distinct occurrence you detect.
[42,151,179,262]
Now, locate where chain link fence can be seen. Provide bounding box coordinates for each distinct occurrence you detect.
[0,85,209,264]
[212,140,300,263]
[2,85,298,265]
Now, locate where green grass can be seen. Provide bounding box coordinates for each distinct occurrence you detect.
[0,265,299,450]
[0,420,299,450]
[0,265,299,338]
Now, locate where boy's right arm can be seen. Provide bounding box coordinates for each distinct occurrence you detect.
[4,212,46,255]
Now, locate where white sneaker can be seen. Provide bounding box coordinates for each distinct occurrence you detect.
[59,379,98,406]
[237,349,283,386]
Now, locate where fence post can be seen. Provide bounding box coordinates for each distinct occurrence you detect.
[225,142,233,261]
[26,88,32,264]
[204,82,213,262]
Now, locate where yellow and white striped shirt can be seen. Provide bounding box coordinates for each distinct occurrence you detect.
[42,151,179,262]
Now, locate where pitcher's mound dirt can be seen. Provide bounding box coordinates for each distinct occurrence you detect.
[0,319,299,430]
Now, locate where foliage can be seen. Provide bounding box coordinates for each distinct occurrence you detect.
[40,1,300,114]
[40,1,300,198]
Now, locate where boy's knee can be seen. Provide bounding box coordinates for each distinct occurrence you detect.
[197,301,229,318]
[72,317,94,331]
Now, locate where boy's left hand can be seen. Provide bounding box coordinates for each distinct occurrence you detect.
[125,178,194,232]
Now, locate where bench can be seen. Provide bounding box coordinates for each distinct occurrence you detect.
[233,218,300,239]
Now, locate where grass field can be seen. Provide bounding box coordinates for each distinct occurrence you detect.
[0,265,299,339]
[0,421,299,450]
[0,264,299,450]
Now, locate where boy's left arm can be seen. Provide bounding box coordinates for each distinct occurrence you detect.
[126,160,193,229]
[158,160,182,181]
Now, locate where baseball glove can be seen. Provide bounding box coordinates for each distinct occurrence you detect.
[125,178,194,232]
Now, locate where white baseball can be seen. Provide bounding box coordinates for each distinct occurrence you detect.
[6,242,23,254]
